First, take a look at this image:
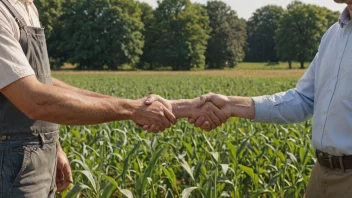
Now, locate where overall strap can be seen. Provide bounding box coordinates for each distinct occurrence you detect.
[0,0,26,29]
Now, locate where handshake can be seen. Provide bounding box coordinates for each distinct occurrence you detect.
[129,93,240,133]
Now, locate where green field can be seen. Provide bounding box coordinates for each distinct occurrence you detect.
[60,62,310,71]
[53,73,314,198]
[235,62,311,70]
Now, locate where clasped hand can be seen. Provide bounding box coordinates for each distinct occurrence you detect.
[131,93,232,133]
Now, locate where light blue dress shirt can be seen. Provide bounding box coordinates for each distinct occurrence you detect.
[252,7,352,156]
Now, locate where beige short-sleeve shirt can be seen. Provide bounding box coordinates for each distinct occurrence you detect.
[0,0,40,89]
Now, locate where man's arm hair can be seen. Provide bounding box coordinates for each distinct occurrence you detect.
[50,77,176,131]
[1,75,136,125]
[52,77,110,99]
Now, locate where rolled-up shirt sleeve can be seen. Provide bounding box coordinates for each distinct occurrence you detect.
[0,23,34,90]
[251,53,317,124]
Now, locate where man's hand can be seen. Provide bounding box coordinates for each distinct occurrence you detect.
[187,100,229,131]
[131,97,177,133]
[189,93,256,130]
[144,94,229,131]
[188,93,232,130]
[56,144,73,192]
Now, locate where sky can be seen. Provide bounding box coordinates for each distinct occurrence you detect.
[137,0,347,19]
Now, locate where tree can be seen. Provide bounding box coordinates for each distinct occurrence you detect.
[245,5,284,62]
[287,0,303,10]
[35,0,63,39]
[275,4,327,69]
[138,2,156,69]
[321,7,340,27]
[150,0,210,70]
[52,0,144,70]
[288,1,339,27]
[205,1,246,69]
[35,0,67,68]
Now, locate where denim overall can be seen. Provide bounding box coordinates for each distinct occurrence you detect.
[0,0,60,197]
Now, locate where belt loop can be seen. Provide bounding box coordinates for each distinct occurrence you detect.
[39,133,46,147]
[328,155,334,169]
[339,156,345,173]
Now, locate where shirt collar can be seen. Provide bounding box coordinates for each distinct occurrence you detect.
[339,7,350,28]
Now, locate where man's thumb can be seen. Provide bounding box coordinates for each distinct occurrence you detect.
[145,95,156,105]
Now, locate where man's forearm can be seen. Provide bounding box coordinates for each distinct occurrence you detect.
[24,83,135,125]
[2,76,175,132]
[52,78,110,99]
[170,99,197,118]
[227,96,255,120]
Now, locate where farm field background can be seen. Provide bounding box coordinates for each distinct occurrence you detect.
[53,68,314,198]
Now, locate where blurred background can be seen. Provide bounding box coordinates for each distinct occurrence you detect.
[37,0,345,71]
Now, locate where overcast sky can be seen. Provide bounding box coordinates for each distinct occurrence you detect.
[137,0,346,19]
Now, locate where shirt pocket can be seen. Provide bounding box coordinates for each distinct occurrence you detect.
[10,142,57,196]
[9,146,32,186]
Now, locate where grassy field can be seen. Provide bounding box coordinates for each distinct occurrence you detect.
[235,62,310,70]
[52,69,306,79]
[60,61,310,72]
[53,70,313,198]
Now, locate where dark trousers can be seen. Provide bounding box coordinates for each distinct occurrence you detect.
[0,131,58,198]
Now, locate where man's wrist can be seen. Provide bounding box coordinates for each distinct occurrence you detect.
[170,99,196,119]
[227,96,237,117]
[113,98,138,121]
[228,96,255,119]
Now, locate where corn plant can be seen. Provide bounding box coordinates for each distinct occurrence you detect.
[54,73,313,198]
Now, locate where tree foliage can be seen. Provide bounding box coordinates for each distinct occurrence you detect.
[322,7,340,27]
[35,0,63,38]
[35,0,66,68]
[275,4,328,69]
[245,5,284,62]
[137,2,156,69]
[35,0,341,70]
[287,0,303,10]
[48,0,144,70]
[147,0,210,70]
[205,1,246,69]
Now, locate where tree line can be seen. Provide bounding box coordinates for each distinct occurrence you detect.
[36,0,339,70]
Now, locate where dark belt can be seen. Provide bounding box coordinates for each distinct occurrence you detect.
[316,150,352,171]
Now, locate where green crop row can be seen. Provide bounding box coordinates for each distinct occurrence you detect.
[53,73,312,198]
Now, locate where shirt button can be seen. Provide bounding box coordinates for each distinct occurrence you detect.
[323,111,327,115]
[334,75,337,79]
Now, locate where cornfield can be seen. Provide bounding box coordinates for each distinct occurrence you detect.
[53,73,314,198]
